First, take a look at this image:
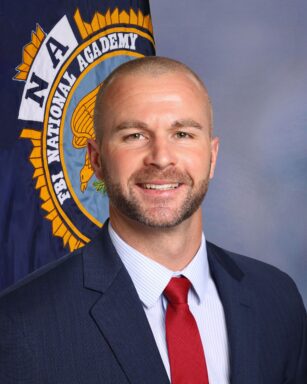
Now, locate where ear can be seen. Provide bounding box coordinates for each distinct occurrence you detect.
[209,136,219,179]
[87,139,104,180]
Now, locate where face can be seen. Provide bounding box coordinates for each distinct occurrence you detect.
[89,71,219,228]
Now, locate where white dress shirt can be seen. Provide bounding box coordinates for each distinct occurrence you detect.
[109,223,230,383]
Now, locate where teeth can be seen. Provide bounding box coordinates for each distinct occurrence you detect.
[143,183,179,190]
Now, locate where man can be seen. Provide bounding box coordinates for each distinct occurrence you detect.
[0,57,306,384]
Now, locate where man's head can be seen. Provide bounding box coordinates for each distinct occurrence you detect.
[88,56,219,229]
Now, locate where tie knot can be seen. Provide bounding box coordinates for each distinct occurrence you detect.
[164,277,191,305]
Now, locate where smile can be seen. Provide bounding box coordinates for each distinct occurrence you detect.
[141,183,180,190]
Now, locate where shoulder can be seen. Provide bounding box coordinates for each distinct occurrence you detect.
[0,225,119,311]
[206,241,306,312]
[0,247,84,310]
[207,241,307,380]
[207,240,299,285]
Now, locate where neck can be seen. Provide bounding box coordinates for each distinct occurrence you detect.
[109,208,203,271]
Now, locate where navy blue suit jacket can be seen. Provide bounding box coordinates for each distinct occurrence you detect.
[0,224,306,383]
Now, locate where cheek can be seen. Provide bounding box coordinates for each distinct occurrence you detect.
[183,147,211,175]
[105,149,140,182]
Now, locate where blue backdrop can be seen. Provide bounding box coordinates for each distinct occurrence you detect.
[151,0,307,305]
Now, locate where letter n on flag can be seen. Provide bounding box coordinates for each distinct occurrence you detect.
[0,0,155,290]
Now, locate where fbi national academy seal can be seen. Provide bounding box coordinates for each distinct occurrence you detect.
[15,8,155,251]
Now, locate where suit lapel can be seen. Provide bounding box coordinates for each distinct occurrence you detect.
[82,224,261,383]
[83,224,169,384]
[207,242,261,384]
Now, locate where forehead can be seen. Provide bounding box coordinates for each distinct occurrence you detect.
[95,70,212,140]
[103,71,208,105]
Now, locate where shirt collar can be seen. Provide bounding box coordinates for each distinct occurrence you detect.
[179,235,209,304]
[108,223,209,308]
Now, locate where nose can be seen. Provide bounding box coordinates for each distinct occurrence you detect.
[143,136,177,169]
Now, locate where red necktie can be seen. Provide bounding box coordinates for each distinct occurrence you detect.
[164,277,209,384]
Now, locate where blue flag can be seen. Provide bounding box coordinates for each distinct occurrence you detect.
[0,0,155,290]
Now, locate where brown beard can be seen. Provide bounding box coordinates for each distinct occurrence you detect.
[101,162,210,228]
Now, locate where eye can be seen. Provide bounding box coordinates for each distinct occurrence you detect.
[175,131,192,139]
[124,132,146,141]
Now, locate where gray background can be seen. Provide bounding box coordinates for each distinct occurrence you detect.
[150,0,307,305]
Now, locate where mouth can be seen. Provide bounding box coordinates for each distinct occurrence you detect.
[141,183,180,191]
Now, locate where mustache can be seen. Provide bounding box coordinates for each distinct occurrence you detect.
[130,167,193,185]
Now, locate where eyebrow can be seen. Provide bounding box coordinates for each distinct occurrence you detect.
[171,119,203,130]
[112,121,148,133]
[112,118,203,134]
